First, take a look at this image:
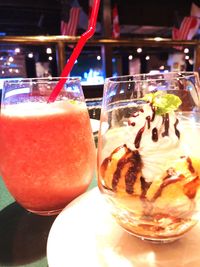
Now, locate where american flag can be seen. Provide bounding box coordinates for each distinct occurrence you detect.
[61,6,80,36]
[112,4,120,38]
[172,16,200,40]
[172,2,200,49]
[172,16,200,50]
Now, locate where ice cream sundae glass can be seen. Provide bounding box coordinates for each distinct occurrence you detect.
[98,72,200,243]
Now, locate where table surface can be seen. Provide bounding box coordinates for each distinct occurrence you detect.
[0,175,97,267]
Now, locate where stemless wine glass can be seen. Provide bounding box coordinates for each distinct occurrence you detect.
[98,72,200,243]
[0,77,96,215]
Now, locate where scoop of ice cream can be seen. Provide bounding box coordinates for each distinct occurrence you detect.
[100,144,200,217]
[100,145,143,195]
[146,156,200,216]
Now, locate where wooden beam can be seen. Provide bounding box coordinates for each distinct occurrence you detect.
[0,35,198,47]
[194,44,200,74]
[56,41,66,75]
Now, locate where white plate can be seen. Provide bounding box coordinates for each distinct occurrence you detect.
[90,118,100,133]
[47,187,200,267]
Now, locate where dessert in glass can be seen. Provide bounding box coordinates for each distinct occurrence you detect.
[98,72,200,243]
[0,77,96,215]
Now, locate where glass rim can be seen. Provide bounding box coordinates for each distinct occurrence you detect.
[2,76,81,85]
[105,71,199,84]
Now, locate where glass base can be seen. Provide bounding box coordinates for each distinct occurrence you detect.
[27,208,62,216]
[122,227,181,244]
[114,215,196,244]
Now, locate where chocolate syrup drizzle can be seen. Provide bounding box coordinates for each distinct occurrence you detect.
[112,153,129,191]
[152,174,184,201]
[132,103,180,149]
[162,114,169,137]
[183,176,200,199]
[112,146,142,193]
[146,116,151,129]
[140,177,151,198]
[150,103,156,121]
[174,119,180,139]
[152,128,158,142]
[186,157,195,173]
[100,145,124,177]
[134,125,145,149]
[124,152,142,194]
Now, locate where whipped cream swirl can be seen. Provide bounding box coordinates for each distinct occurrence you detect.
[125,103,182,182]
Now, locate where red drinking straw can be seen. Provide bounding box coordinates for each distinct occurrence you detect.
[48,0,101,103]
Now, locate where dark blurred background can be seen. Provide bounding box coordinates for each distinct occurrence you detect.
[0,0,199,84]
[0,0,196,37]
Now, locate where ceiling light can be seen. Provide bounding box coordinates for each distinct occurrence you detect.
[145,55,150,60]
[46,48,52,54]
[15,48,20,53]
[97,55,101,60]
[128,55,133,60]
[8,56,14,62]
[28,53,33,58]
[48,56,53,61]
[189,59,194,65]
[184,48,189,54]
[154,37,162,41]
[185,55,189,60]
[137,48,142,53]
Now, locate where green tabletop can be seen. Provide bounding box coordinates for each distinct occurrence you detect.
[0,176,97,267]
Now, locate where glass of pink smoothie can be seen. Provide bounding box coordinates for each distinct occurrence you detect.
[0,77,96,215]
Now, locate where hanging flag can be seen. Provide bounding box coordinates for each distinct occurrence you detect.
[177,16,199,40]
[76,0,101,33]
[172,16,200,50]
[189,1,200,38]
[112,4,120,38]
[61,1,80,36]
[172,2,200,49]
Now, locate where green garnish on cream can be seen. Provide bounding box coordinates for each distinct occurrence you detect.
[143,91,182,115]
[69,99,78,104]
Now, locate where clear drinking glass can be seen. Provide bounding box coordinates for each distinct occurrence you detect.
[98,72,200,243]
[0,77,96,215]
